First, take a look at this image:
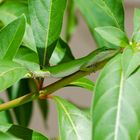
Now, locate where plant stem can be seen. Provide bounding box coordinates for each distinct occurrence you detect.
[0,93,38,111]
[0,57,113,111]
[39,59,108,99]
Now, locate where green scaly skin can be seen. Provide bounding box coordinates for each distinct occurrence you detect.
[41,47,119,78]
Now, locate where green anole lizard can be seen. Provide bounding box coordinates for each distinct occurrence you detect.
[32,47,119,78]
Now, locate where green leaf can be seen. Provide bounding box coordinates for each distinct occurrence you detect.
[7,79,32,127]
[0,0,36,52]
[132,34,140,47]
[68,77,94,91]
[134,8,140,32]
[65,0,78,41]
[53,96,91,140]
[50,38,74,66]
[42,48,118,78]
[0,99,12,124]
[29,0,67,66]
[0,21,3,29]
[95,26,129,47]
[132,31,140,45]
[75,0,124,48]
[92,47,140,140]
[0,124,48,140]
[0,15,26,60]
[82,108,91,119]
[37,99,49,121]
[0,131,19,140]
[0,61,28,92]
[0,0,29,23]
[121,47,140,77]
[14,46,40,71]
[132,9,140,44]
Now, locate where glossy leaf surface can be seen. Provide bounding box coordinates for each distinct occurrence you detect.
[29,0,67,66]
[95,26,129,48]
[54,96,91,140]
[0,15,25,60]
[75,0,124,48]
[0,124,48,140]
[92,47,140,140]
[0,61,28,92]
[0,0,36,51]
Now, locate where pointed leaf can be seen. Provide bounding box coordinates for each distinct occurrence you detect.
[7,79,32,127]
[29,0,67,66]
[0,15,26,60]
[68,77,94,91]
[0,124,48,139]
[0,61,28,92]
[95,26,129,47]
[37,99,49,121]
[50,38,74,66]
[0,0,36,52]
[75,0,124,48]
[92,47,140,140]
[53,96,91,140]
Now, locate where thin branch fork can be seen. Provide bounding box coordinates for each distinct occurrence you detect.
[0,58,112,112]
